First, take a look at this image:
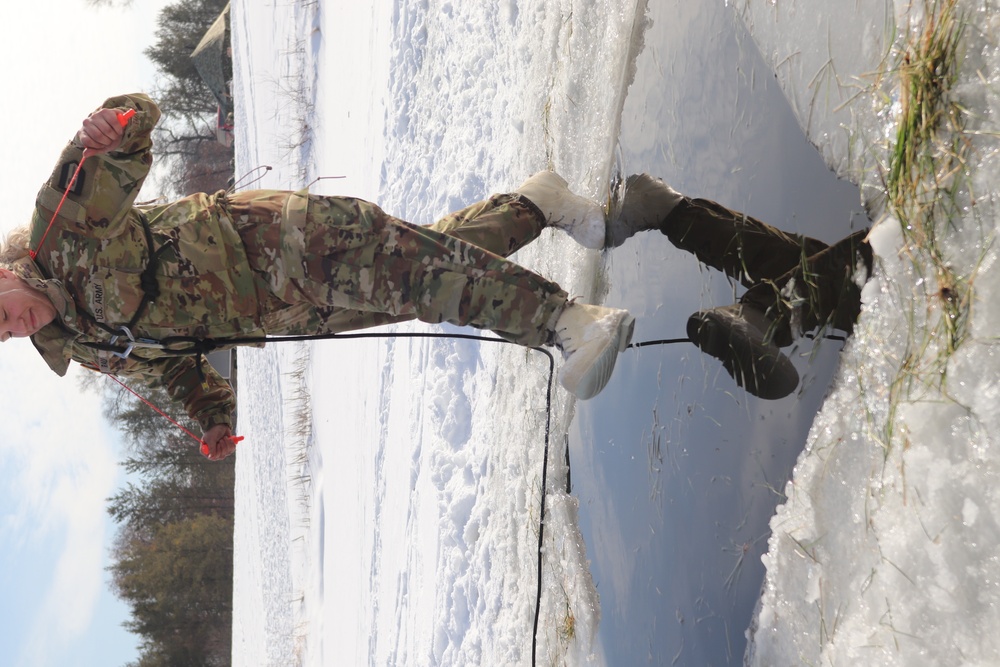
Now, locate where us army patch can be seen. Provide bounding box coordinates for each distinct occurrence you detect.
[90,277,107,323]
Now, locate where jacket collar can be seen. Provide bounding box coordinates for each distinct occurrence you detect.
[12,256,81,377]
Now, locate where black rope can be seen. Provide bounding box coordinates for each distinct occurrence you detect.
[231,330,689,664]
[112,325,690,663]
[291,331,557,665]
[627,337,690,349]
[529,345,555,667]
[327,332,686,666]
[283,331,686,666]
[218,329,689,664]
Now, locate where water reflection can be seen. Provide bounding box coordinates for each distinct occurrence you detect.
[574,1,869,664]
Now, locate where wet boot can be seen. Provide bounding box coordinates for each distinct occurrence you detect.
[687,230,873,400]
[609,174,829,287]
[606,173,685,248]
[554,301,636,399]
[686,303,799,400]
[516,171,607,249]
[740,229,873,338]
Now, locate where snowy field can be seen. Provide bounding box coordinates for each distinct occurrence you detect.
[229,0,1000,665]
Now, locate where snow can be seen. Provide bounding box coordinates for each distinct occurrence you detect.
[740,0,1000,664]
[229,0,1000,665]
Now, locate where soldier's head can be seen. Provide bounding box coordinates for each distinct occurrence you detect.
[0,268,57,341]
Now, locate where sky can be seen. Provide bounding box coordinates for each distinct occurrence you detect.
[0,2,171,666]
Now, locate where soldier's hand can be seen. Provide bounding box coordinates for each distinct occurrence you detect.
[202,423,237,461]
[78,108,126,157]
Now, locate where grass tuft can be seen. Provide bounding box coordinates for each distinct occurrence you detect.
[883,0,971,361]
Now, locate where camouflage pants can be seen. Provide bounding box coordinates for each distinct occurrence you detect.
[229,190,567,347]
[662,197,873,338]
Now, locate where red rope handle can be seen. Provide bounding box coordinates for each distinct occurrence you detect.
[104,373,243,456]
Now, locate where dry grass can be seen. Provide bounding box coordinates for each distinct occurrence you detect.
[859,0,979,455]
[883,0,971,360]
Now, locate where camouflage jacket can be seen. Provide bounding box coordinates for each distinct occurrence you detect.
[18,94,265,431]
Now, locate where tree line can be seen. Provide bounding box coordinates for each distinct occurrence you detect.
[145,0,235,196]
[105,383,236,667]
[97,0,239,665]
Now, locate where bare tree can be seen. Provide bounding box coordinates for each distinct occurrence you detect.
[143,0,234,197]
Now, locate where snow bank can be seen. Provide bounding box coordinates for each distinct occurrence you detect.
[739,0,1000,663]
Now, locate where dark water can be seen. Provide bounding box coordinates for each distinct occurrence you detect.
[573,2,869,664]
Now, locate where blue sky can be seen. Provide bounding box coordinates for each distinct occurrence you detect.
[0,2,171,665]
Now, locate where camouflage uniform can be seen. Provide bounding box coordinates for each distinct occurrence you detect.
[19,94,568,431]
[660,197,872,340]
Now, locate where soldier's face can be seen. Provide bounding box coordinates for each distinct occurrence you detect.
[0,269,57,342]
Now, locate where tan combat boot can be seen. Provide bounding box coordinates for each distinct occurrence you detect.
[607,173,685,248]
[516,171,607,249]
[554,301,635,399]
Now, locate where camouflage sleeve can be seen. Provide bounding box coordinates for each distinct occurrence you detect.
[37,94,162,240]
[116,354,236,432]
[95,93,161,158]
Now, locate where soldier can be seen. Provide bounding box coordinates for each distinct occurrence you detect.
[1,94,872,461]
[0,94,635,461]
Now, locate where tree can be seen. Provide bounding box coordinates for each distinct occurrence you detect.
[104,376,235,665]
[143,0,234,197]
[110,514,234,666]
[96,2,239,661]
[154,121,234,196]
[144,0,231,96]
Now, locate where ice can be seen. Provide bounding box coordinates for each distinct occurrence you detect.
[741,0,1000,664]
[230,0,1000,665]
